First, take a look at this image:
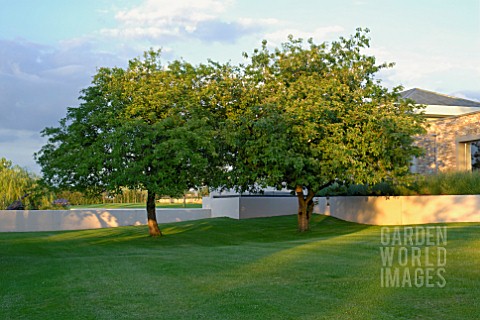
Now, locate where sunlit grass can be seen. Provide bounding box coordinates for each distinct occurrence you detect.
[0,215,478,319]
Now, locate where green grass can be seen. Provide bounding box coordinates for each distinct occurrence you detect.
[70,202,202,209]
[0,215,478,319]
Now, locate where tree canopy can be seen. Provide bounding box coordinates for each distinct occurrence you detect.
[220,29,426,231]
[37,28,426,234]
[36,51,219,236]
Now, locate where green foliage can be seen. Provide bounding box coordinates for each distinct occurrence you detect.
[370,181,396,196]
[51,189,147,206]
[318,182,348,196]
[35,29,427,231]
[0,157,33,209]
[222,28,426,196]
[36,50,218,200]
[318,181,395,196]
[416,171,480,195]
[53,190,102,205]
[347,183,369,196]
[319,171,480,196]
[0,157,56,209]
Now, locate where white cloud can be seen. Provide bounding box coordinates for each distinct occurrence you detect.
[366,46,480,93]
[0,36,135,172]
[0,129,45,173]
[0,38,128,133]
[100,0,268,43]
[41,65,87,78]
[237,18,280,28]
[114,0,231,24]
[452,91,480,102]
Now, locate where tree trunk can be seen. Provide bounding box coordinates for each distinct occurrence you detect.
[146,190,162,237]
[296,186,315,232]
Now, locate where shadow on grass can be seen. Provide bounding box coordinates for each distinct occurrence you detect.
[0,214,372,250]
[3,215,478,251]
[1,215,479,319]
[150,214,374,247]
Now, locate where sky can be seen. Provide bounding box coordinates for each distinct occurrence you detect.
[1,0,479,174]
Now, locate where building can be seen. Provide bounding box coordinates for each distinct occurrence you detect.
[401,88,480,173]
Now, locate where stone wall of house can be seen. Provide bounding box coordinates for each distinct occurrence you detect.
[415,111,480,174]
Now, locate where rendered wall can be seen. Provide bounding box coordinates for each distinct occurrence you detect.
[204,196,240,219]
[319,195,480,225]
[205,196,299,219]
[239,196,298,219]
[3,196,479,232]
[0,209,211,232]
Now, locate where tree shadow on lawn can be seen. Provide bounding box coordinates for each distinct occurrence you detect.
[151,214,375,247]
[176,216,386,319]
[184,220,480,320]
[2,214,373,250]
[3,217,478,319]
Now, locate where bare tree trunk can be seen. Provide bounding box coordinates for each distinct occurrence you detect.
[146,189,162,237]
[296,186,315,232]
[296,186,306,232]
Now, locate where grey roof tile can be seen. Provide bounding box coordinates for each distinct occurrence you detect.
[400,88,480,107]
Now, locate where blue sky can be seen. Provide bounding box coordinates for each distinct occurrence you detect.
[1,0,479,173]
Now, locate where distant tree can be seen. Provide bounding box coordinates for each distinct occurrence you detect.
[36,50,217,236]
[223,29,426,231]
[0,157,47,209]
[1,158,30,209]
[53,190,102,206]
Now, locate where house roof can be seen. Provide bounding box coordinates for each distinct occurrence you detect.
[400,88,480,107]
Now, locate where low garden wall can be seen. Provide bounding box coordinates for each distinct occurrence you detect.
[203,195,298,219]
[204,194,480,225]
[316,195,480,225]
[2,195,479,232]
[0,208,211,232]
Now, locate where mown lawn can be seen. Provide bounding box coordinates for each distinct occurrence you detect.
[0,215,478,319]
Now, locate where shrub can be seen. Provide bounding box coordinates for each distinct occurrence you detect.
[319,181,396,196]
[370,181,396,196]
[318,182,348,196]
[317,171,480,197]
[347,184,369,196]
[417,171,480,195]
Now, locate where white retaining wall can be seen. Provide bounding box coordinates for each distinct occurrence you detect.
[239,196,298,219]
[204,194,480,225]
[316,195,480,225]
[203,196,240,219]
[0,209,211,232]
[203,196,298,219]
[2,195,479,232]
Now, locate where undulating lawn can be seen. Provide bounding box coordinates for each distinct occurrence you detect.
[70,203,202,209]
[0,215,478,319]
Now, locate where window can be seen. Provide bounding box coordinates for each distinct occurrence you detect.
[457,137,480,171]
[472,141,480,171]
